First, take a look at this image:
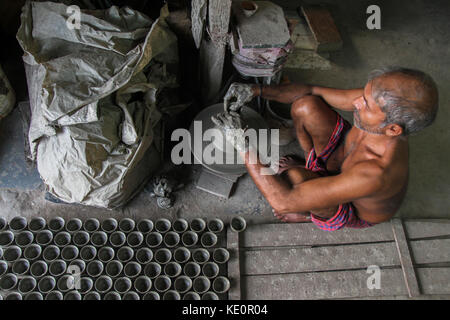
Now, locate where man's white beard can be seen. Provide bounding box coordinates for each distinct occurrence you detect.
[353,111,385,135]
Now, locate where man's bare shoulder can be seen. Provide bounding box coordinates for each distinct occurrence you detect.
[344,160,385,191]
[351,158,408,223]
[343,136,408,191]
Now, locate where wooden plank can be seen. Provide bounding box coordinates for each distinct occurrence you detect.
[417,268,450,294]
[244,268,408,299]
[227,227,241,300]
[301,5,343,52]
[242,238,450,276]
[410,239,450,264]
[243,242,399,275]
[243,267,450,299]
[242,222,394,248]
[391,219,421,297]
[404,220,450,239]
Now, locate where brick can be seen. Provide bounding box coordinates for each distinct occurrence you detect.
[301,5,343,52]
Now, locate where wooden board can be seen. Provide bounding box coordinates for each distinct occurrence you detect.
[234,220,450,299]
[404,220,450,239]
[227,227,241,300]
[346,294,450,300]
[410,239,450,264]
[392,219,421,297]
[243,267,450,299]
[301,5,343,52]
[242,222,394,248]
[417,268,450,294]
[243,242,399,275]
[244,268,408,299]
[242,220,450,248]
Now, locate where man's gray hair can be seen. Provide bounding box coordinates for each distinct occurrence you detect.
[368,66,439,135]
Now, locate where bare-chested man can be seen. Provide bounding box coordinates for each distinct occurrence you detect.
[213,67,438,231]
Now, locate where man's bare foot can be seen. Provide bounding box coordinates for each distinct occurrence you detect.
[273,209,311,223]
[276,155,305,174]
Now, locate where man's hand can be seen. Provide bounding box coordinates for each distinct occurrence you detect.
[211,111,249,153]
[223,83,255,113]
[212,111,243,130]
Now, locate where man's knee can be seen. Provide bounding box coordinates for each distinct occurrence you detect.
[290,95,323,120]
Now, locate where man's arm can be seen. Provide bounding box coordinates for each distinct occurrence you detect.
[312,86,363,111]
[252,83,363,111]
[243,151,384,214]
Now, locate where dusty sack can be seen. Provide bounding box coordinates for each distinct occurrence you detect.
[16,1,179,208]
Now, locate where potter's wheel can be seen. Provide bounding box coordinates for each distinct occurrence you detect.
[189,103,270,176]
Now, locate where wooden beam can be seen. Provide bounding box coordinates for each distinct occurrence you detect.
[242,222,394,248]
[244,268,408,299]
[417,268,450,294]
[243,242,399,275]
[410,239,450,264]
[404,220,450,239]
[227,226,241,300]
[391,218,421,297]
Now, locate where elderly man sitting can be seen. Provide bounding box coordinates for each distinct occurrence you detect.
[213,67,438,231]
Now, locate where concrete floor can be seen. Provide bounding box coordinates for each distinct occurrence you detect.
[280,0,450,219]
[0,0,449,226]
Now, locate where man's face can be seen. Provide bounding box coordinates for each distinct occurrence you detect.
[352,80,387,134]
